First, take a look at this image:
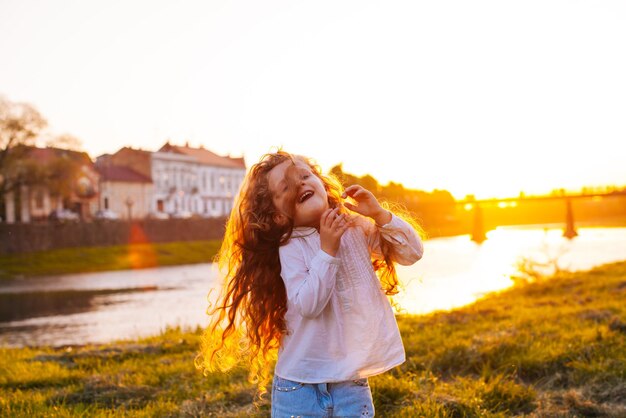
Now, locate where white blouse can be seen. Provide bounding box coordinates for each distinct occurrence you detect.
[275,213,424,383]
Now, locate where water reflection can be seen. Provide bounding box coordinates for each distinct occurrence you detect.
[0,265,218,347]
[1,226,625,347]
[0,287,159,322]
[395,226,626,314]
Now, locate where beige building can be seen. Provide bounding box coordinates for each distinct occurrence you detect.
[96,164,153,219]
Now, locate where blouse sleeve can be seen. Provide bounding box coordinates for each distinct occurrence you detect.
[357,213,424,266]
[279,241,341,319]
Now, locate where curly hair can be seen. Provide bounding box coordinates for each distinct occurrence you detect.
[194,150,416,396]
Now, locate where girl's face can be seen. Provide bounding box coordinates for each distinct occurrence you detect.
[268,158,329,228]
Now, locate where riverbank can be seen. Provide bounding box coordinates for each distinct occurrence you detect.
[1,261,625,417]
[3,221,626,281]
[0,240,222,280]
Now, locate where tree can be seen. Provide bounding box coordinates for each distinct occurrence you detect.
[0,96,48,197]
[1,96,89,221]
[358,174,380,194]
[46,133,83,151]
[45,153,90,201]
[329,163,344,180]
[381,181,406,201]
[329,164,358,187]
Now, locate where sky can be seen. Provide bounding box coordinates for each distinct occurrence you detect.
[1,0,625,199]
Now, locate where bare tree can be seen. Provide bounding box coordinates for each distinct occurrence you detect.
[0,96,48,198]
[46,133,83,151]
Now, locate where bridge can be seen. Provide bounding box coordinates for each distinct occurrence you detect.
[457,190,626,243]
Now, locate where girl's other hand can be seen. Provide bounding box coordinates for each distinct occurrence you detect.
[319,207,350,257]
[342,185,391,226]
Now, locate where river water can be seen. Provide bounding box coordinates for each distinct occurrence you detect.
[1,225,625,347]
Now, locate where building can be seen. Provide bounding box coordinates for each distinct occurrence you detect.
[1,142,246,223]
[153,142,246,217]
[95,163,153,219]
[1,146,99,223]
[100,142,246,218]
[102,146,152,180]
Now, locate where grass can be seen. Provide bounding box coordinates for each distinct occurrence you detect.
[1,261,626,416]
[0,240,222,280]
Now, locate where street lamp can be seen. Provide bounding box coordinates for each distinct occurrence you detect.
[125,197,134,220]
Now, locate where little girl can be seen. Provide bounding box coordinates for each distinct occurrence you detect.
[196,151,424,417]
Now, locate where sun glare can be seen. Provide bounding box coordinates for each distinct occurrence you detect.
[497,201,518,208]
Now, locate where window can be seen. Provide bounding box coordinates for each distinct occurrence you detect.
[104,197,109,210]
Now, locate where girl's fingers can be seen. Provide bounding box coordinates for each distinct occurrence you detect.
[337,220,350,234]
[352,189,367,199]
[343,186,371,204]
[331,212,344,228]
[342,185,362,198]
[322,208,352,234]
[321,208,333,225]
[344,202,356,212]
[323,207,339,226]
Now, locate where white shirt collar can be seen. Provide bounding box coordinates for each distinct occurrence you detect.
[291,227,318,238]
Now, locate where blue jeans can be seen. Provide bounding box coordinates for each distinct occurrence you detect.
[271,376,375,418]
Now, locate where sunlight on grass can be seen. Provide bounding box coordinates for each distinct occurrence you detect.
[1,261,625,416]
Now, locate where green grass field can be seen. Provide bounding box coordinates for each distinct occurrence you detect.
[0,240,222,280]
[1,261,625,417]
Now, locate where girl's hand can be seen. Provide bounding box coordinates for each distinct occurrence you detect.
[319,207,350,257]
[342,185,391,226]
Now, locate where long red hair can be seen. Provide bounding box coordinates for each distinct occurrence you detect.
[195,151,417,395]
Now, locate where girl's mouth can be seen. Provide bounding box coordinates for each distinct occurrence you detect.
[298,191,314,203]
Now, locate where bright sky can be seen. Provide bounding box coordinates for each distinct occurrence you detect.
[1,0,625,199]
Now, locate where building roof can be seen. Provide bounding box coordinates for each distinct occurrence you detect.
[26,146,93,165]
[159,142,246,169]
[96,164,152,183]
[115,146,151,155]
[108,146,153,180]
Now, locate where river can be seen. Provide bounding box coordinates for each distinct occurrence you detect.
[1,225,625,347]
